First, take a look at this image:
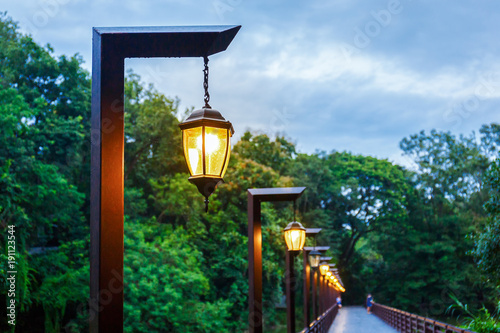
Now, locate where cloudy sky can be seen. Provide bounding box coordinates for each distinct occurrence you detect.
[2,0,500,165]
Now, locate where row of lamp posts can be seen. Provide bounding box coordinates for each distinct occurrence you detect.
[90,24,345,333]
[283,222,346,333]
[173,27,347,333]
[174,37,348,333]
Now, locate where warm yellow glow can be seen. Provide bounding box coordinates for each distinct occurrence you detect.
[319,264,329,276]
[196,133,219,154]
[284,228,306,251]
[183,127,202,175]
[326,271,332,277]
[204,127,228,176]
[334,281,345,292]
[183,126,229,177]
[188,148,200,174]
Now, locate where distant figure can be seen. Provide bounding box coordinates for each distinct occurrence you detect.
[366,294,374,314]
[336,296,342,309]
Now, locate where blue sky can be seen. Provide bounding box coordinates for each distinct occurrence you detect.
[2,0,500,166]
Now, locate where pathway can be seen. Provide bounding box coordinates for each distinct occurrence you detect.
[329,306,399,333]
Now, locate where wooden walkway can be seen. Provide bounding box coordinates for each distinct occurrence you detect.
[329,306,399,333]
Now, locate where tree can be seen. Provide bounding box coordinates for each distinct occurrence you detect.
[368,127,498,315]
[0,13,89,332]
[474,159,500,285]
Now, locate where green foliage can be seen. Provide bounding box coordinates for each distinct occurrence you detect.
[0,13,89,332]
[448,294,500,333]
[124,219,232,332]
[473,159,500,284]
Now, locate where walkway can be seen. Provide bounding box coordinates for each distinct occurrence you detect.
[329,306,399,333]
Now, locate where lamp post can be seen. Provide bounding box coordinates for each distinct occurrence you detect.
[248,187,306,333]
[304,246,329,321]
[301,228,321,329]
[283,220,306,333]
[318,256,332,314]
[90,25,240,333]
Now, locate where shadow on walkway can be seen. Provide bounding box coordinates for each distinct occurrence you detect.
[329,306,399,333]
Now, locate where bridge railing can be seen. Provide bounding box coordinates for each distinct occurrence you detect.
[372,303,477,333]
[299,304,338,333]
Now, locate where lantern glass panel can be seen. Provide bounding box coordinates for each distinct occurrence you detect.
[183,127,203,176]
[205,126,228,176]
[309,253,321,268]
[320,264,329,276]
[220,131,231,177]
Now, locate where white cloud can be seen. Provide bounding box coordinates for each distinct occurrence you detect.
[258,41,500,101]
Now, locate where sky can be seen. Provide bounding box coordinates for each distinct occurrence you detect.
[2,0,500,166]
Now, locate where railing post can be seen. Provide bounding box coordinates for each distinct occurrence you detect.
[397,310,400,330]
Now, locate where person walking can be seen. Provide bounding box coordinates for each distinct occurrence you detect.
[336,296,342,309]
[366,294,374,314]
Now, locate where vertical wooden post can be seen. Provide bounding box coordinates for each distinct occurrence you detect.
[286,250,297,333]
[248,193,263,333]
[303,250,310,328]
[312,270,318,320]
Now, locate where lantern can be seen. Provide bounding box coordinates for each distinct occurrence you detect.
[283,221,306,252]
[179,56,234,212]
[308,250,322,268]
[319,262,330,276]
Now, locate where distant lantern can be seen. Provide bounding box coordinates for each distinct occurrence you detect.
[283,221,306,252]
[308,250,322,268]
[319,262,330,276]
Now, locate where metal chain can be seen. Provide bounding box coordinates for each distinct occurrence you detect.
[203,56,211,108]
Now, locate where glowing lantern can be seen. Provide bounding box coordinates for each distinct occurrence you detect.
[319,262,330,276]
[283,221,306,252]
[179,57,234,212]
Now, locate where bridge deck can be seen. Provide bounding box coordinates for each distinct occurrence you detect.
[329,306,398,333]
